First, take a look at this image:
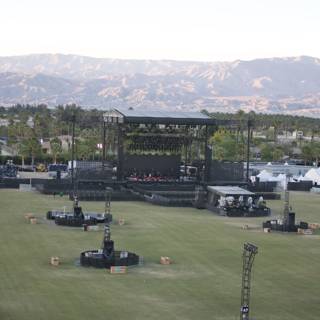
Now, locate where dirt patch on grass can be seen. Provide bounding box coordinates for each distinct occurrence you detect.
[224,221,260,229]
[133,264,197,279]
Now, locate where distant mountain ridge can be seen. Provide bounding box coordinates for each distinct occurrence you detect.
[0,53,320,116]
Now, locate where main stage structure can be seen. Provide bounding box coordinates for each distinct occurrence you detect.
[102,109,217,182]
[37,109,254,207]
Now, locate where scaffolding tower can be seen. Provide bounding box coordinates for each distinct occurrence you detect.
[105,187,112,215]
[283,190,290,226]
[240,243,258,320]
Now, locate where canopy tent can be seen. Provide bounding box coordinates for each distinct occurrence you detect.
[302,168,320,184]
[257,170,273,182]
[269,173,286,182]
[290,174,305,182]
[254,170,288,189]
[269,173,287,189]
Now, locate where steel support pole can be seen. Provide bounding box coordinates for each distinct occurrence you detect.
[71,114,75,196]
[117,125,124,181]
[102,121,106,169]
[204,125,210,182]
[246,120,251,183]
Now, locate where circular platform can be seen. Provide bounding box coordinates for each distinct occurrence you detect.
[55,215,97,227]
[80,250,139,268]
[47,211,111,224]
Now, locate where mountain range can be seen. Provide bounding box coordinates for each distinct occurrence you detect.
[0,54,320,116]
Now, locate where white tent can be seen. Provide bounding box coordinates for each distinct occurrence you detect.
[255,170,287,189]
[270,173,287,189]
[277,173,287,181]
[303,168,320,184]
[290,174,305,182]
[257,169,273,182]
[298,174,305,181]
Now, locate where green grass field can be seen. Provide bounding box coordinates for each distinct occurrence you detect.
[0,189,320,320]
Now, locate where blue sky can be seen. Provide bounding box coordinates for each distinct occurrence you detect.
[0,0,319,61]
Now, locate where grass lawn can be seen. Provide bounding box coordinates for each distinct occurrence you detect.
[0,189,320,320]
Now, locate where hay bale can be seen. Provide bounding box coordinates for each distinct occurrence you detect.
[110,266,127,274]
[297,228,313,235]
[50,256,60,266]
[297,228,304,234]
[24,213,35,220]
[263,228,271,233]
[87,225,99,231]
[309,223,320,230]
[160,256,172,265]
[30,218,37,224]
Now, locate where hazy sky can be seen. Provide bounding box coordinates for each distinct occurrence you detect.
[0,0,319,61]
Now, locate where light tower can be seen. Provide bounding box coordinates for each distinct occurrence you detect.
[240,243,258,320]
[104,187,113,223]
[71,113,76,197]
[105,187,112,213]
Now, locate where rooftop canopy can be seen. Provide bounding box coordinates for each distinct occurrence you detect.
[207,186,254,197]
[103,108,216,125]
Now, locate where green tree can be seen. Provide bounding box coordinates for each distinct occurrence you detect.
[311,142,320,166]
[272,119,282,142]
[266,127,275,141]
[211,130,240,161]
[235,110,246,159]
[50,137,62,164]
[79,128,100,160]
[259,143,285,162]
[76,139,91,160]
[28,137,42,166]
[301,144,313,165]
[260,143,273,161]
[18,139,30,166]
[17,128,42,166]
[273,147,284,161]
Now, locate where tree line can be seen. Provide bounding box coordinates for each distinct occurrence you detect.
[1,105,320,165]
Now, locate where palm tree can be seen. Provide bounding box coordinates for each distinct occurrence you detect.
[50,137,62,164]
[28,137,42,166]
[301,144,313,165]
[272,118,282,142]
[18,140,30,167]
[235,109,246,160]
[312,142,320,167]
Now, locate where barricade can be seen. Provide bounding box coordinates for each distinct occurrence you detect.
[288,181,313,191]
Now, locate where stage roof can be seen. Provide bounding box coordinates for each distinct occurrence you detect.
[207,186,254,197]
[104,108,216,125]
